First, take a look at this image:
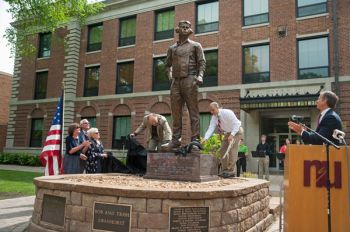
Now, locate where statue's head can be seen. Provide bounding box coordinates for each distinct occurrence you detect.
[175,20,193,35]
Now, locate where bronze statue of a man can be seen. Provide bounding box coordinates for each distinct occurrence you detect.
[164,20,206,148]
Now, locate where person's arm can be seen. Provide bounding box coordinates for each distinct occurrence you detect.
[162,119,172,142]
[244,146,249,157]
[228,110,241,136]
[195,43,206,84]
[302,115,339,145]
[81,143,89,154]
[203,116,217,141]
[165,47,173,80]
[134,117,147,136]
[68,140,90,154]
[90,141,107,158]
[266,144,272,155]
[279,145,286,154]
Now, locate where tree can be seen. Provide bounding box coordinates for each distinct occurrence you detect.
[4,0,104,57]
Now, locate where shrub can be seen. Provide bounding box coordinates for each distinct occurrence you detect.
[0,152,41,166]
[201,134,223,159]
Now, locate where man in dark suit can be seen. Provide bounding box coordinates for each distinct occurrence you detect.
[78,119,90,173]
[288,91,342,145]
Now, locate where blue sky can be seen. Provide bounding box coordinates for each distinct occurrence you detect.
[0,0,13,74]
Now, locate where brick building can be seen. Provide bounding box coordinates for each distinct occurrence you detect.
[5,0,350,171]
[0,71,12,152]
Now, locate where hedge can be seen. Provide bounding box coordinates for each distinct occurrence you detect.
[0,152,41,166]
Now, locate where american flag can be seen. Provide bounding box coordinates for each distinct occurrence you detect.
[39,96,63,175]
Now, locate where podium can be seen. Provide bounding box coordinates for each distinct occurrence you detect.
[284,145,350,232]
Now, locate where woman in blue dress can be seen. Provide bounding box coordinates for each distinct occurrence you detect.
[64,123,91,174]
[85,128,107,173]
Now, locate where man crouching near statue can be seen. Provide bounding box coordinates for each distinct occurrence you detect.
[163,20,206,149]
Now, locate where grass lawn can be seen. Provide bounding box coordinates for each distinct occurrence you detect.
[0,170,42,200]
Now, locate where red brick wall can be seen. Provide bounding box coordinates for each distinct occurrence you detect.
[339,82,350,144]
[0,72,11,151]
[11,0,350,149]
[18,29,67,100]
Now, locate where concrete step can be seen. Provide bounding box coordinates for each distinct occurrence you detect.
[269,196,283,216]
[265,197,284,232]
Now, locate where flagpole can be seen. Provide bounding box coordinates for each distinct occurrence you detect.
[60,81,65,174]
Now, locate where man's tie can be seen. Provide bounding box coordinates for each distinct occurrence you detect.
[316,114,321,127]
[217,117,223,134]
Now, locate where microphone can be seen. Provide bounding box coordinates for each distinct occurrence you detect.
[290,115,304,122]
[333,129,345,141]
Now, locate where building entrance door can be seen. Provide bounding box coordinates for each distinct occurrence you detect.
[261,117,310,171]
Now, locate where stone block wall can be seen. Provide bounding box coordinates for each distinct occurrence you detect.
[29,175,273,232]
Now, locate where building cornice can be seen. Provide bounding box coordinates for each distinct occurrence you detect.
[0,71,13,77]
[86,0,196,24]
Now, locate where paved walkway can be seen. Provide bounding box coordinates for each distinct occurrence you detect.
[0,165,43,173]
[0,196,34,232]
[0,164,284,231]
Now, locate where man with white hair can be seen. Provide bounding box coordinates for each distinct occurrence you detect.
[78,118,90,173]
[131,113,172,151]
[202,102,243,178]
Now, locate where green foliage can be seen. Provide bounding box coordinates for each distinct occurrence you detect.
[242,172,258,178]
[201,134,223,159]
[0,152,41,166]
[4,0,105,57]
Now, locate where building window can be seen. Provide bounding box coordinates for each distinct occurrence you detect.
[297,0,327,18]
[202,50,218,87]
[298,37,329,79]
[243,44,270,84]
[38,32,51,58]
[243,0,269,26]
[84,66,100,97]
[30,118,43,147]
[200,113,211,137]
[116,62,134,94]
[112,116,131,149]
[82,117,96,128]
[196,1,219,34]
[34,71,48,99]
[155,9,174,41]
[163,114,173,127]
[153,57,170,91]
[119,17,136,47]
[87,23,103,52]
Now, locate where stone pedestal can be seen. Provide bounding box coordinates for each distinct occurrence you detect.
[144,151,219,182]
[29,175,273,232]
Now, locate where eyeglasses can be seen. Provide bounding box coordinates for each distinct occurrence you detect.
[83,122,89,125]
[94,132,100,134]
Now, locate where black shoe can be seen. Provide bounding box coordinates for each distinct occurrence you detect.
[219,172,235,178]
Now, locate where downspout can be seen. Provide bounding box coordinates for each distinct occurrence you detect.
[332,0,340,113]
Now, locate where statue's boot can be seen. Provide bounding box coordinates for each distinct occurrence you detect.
[161,140,181,151]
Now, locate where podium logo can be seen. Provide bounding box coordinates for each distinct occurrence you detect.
[304,160,342,188]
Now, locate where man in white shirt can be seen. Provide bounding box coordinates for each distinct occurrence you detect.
[202,102,244,178]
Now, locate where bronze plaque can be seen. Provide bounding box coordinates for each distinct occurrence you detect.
[169,207,209,232]
[93,202,131,232]
[41,194,66,226]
